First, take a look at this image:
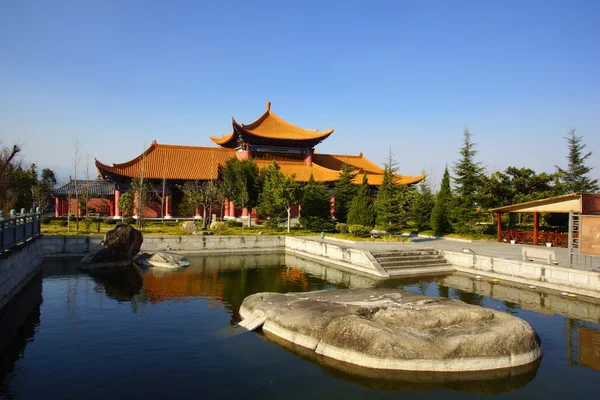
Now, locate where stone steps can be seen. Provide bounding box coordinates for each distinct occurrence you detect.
[370,249,453,277]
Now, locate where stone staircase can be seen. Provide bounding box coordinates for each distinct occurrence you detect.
[371,248,455,277]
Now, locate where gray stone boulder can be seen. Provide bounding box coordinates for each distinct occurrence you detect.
[79,223,143,270]
[135,252,190,269]
[181,221,199,233]
[240,288,542,372]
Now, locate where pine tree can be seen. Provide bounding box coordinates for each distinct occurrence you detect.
[333,163,357,222]
[453,127,484,232]
[259,162,301,232]
[375,148,401,229]
[430,166,453,236]
[300,175,332,230]
[556,129,599,193]
[412,174,435,231]
[347,173,376,227]
[221,157,260,226]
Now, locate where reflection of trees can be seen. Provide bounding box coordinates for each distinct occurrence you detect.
[455,288,484,306]
[503,301,520,315]
[438,285,449,298]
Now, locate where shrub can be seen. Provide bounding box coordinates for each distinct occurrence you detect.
[41,216,52,224]
[210,221,228,233]
[300,216,335,232]
[335,223,348,234]
[104,218,118,225]
[83,217,93,230]
[349,224,371,237]
[225,220,242,227]
[124,217,136,225]
[59,220,68,227]
[264,218,283,231]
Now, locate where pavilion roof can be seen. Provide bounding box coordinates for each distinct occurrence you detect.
[489,193,600,214]
[210,102,334,146]
[95,141,425,186]
[53,179,115,198]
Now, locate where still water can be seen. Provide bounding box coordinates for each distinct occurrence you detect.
[1,252,599,399]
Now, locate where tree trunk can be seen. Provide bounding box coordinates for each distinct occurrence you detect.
[203,205,207,229]
[287,206,291,233]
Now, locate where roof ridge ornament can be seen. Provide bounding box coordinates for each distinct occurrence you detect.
[266,101,271,111]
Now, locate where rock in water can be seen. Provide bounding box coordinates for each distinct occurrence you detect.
[135,252,190,269]
[240,288,542,372]
[78,223,143,270]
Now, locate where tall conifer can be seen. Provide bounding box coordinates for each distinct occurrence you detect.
[334,163,357,222]
[347,173,375,227]
[453,127,484,232]
[375,148,401,228]
[556,129,599,193]
[430,166,453,236]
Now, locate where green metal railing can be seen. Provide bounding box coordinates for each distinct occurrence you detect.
[0,208,41,254]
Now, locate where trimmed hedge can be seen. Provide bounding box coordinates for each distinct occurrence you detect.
[348,224,371,237]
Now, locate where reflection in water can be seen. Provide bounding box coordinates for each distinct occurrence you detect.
[263,330,540,395]
[0,275,43,398]
[3,254,600,398]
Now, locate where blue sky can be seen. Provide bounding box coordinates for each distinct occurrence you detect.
[1,0,598,188]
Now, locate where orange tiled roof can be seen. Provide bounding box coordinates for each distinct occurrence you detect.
[96,141,425,185]
[96,141,235,180]
[210,102,334,145]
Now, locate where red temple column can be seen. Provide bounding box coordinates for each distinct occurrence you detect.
[55,198,60,217]
[229,201,235,217]
[330,194,335,216]
[195,207,201,219]
[224,199,230,217]
[304,152,312,165]
[165,194,172,218]
[242,208,248,217]
[497,212,503,242]
[533,212,539,245]
[114,189,121,218]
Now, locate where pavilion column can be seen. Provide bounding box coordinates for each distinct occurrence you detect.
[229,201,235,217]
[114,189,121,219]
[497,212,503,242]
[330,194,335,216]
[133,192,138,217]
[304,152,312,165]
[55,198,60,217]
[533,212,539,245]
[242,208,248,217]
[164,194,172,219]
[194,208,201,219]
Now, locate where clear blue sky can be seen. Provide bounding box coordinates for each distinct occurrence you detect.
[1,0,599,188]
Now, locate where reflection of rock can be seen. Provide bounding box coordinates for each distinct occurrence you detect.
[262,330,540,394]
[79,224,143,270]
[241,289,542,372]
[135,252,191,269]
[88,267,143,301]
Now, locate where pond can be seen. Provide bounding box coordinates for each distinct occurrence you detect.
[1,253,599,399]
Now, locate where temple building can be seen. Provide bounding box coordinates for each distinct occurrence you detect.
[55,102,424,219]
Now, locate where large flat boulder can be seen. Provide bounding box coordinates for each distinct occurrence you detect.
[135,252,191,269]
[78,223,143,270]
[240,288,542,372]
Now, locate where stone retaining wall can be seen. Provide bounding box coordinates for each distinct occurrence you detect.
[443,250,600,298]
[0,238,43,312]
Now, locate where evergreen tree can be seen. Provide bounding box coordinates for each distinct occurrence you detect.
[430,166,453,236]
[117,190,134,220]
[412,174,435,231]
[347,173,376,227]
[221,157,260,226]
[333,163,357,222]
[556,129,599,193]
[300,175,332,231]
[259,162,302,232]
[375,148,401,228]
[453,127,485,232]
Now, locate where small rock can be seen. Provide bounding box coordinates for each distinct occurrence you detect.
[182,221,199,233]
[135,252,190,269]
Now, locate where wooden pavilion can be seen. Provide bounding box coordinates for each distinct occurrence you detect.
[490,193,600,247]
[94,102,425,219]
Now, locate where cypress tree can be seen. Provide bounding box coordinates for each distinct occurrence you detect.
[430,166,453,236]
[556,128,599,193]
[453,127,484,232]
[412,174,435,231]
[347,173,376,227]
[375,148,401,228]
[334,163,357,222]
[300,175,332,230]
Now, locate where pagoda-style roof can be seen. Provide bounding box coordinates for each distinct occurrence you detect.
[96,141,425,186]
[53,179,115,198]
[96,141,235,181]
[210,102,334,147]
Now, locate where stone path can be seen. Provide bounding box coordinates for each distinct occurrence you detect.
[314,235,600,272]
